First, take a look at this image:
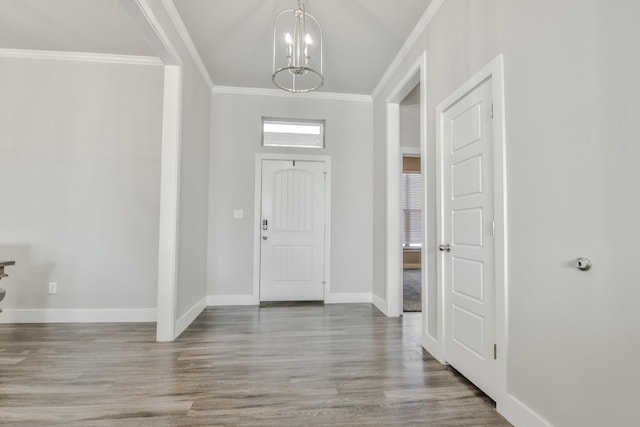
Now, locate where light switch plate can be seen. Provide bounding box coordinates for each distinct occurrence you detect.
[233,209,244,219]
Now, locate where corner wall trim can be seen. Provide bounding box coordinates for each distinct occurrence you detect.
[207,295,259,306]
[162,0,215,90]
[155,65,183,342]
[0,48,162,66]
[371,0,446,99]
[120,0,182,66]
[175,296,207,337]
[372,294,388,316]
[0,308,157,324]
[324,293,372,304]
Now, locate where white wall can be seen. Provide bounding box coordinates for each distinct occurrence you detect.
[208,92,373,301]
[400,85,420,149]
[175,63,210,318]
[0,57,163,316]
[0,0,215,334]
[373,0,640,425]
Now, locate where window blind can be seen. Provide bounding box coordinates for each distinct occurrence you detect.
[402,173,422,248]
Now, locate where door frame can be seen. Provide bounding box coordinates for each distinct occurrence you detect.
[252,153,332,303]
[385,52,428,321]
[435,54,508,403]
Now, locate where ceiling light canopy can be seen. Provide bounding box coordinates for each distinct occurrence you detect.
[272,0,324,93]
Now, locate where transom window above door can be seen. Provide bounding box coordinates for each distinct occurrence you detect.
[262,117,325,149]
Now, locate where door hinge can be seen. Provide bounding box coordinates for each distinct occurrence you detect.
[492,220,495,237]
[323,171,327,181]
[490,103,494,118]
[494,344,497,360]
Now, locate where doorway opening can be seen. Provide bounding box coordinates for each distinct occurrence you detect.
[384,52,428,328]
[399,85,423,313]
[402,152,422,312]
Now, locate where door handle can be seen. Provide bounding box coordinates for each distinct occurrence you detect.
[262,235,268,240]
[439,244,451,252]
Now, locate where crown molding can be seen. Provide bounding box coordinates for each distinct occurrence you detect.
[212,85,372,103]
[0,48,162,66]
[371,0,447,99]
[162,0,215,91]
[118,0,182,66]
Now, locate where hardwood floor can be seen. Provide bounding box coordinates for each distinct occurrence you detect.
[0,304,511,426]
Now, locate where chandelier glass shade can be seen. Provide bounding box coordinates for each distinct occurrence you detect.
[272,0,324,93]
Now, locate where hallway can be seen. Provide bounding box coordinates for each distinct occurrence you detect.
[0,304,509,425]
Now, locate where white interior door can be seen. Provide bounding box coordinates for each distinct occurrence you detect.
[260,159,325,301]
[440,78,497,399]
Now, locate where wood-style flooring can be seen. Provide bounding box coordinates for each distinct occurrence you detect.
[0,304,511,426]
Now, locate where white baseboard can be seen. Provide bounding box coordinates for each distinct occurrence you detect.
[175,296,207,337]
[421,333,444,363]
[0,308,157,323]
[498,394,554,427]
[207,294,259,306]
[324,292,372,304]
[372,293,388,315]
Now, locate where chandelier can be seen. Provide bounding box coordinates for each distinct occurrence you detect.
[272,0,324,93]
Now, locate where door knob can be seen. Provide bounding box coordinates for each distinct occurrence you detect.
[439,244,451,252]
[262,236,268,240]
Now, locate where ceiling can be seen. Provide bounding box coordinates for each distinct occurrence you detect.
[0,0,433,95]
[174,0,433,94]
[0,0,153,56]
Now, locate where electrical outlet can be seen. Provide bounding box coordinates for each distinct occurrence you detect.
[48,282,57,295]
[233,209,244,219]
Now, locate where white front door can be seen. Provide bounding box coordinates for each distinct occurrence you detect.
[439,78,497,399]
[260,159,326,301]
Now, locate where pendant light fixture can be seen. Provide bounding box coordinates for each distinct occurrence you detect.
[272,0,324,93]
